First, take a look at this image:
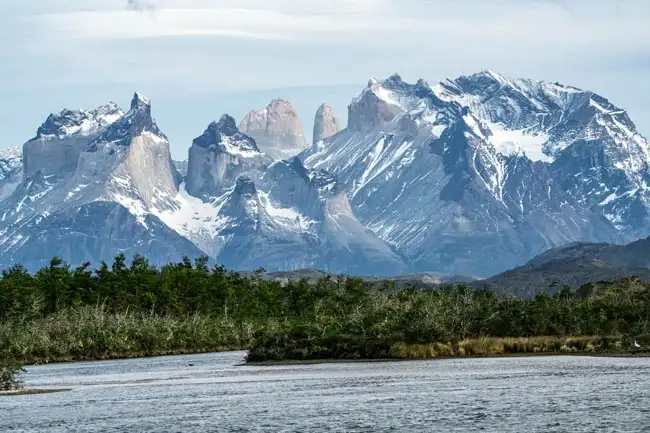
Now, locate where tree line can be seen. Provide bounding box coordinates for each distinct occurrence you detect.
[0,254,648,363]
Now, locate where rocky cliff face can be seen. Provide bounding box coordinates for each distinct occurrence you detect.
[210,157,407,275]
[4,71,650,278]
[23,103,123,178]
[185,115,270,199]
[313,103,341,144]
[302,71,650,276]
[347,76,410,132]
[112,93,181,211]
[143,117,403,273]
[239,99,308,160]
[0,93,202,271]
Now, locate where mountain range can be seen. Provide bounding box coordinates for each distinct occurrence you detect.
[1,70,650,280]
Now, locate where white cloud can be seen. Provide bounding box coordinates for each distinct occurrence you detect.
[126,0,156,13]
[21,0,650,93]
[30,6,421,42]
[24,0,650,48]
[3,0,650,156]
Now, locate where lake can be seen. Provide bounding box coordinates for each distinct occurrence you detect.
[1,352,649,432]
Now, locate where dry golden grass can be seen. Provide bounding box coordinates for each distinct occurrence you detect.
[388,336,607,359]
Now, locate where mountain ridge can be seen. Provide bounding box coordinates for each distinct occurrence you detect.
[2,71,650,280]
[302,71,650,276]
[476,235,650,297]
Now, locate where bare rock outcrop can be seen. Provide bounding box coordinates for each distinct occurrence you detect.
[239,99,308,160]
[347,75,406,132]
[313,103,341,144]
[186,114,269,199]
[23,103,123,178]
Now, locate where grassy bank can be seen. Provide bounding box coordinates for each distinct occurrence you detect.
[388,336,614,358]
[0,306,271,364]
[249,336,648,364]
[246,333,641,362]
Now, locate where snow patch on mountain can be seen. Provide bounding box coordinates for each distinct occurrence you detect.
[257,190,316,232]
[474,119,552,162]
[150,183,232,257]
[36,103,124,140]
[302,71,650,276]
[0,147,23,201]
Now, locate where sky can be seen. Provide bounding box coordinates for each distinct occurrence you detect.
[2,0,650,159]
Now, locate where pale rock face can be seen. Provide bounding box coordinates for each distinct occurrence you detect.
[23,103,124,178]
[24,136,91,178]
[185,115,270,199]
[97,93,181,212]
[347,75,409,132]
[239,99,308,160]
[313,103,341,144]
[124,133,179,210]
[0,92,197,271]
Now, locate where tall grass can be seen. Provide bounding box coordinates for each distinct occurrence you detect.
[388,336,608,359]
[0,306,276,364]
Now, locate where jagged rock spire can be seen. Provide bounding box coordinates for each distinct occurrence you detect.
[239,99,308,160]
[91,92,164,147]
[313,103,341,144]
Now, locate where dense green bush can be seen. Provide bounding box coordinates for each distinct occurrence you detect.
[0,360,24,391]
[0,255,649,363]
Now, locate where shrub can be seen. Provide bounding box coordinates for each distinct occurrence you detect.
[0,360,25,391]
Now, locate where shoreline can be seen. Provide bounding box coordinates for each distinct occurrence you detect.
[14,347,246,367]
[4,337,648,368]
[243,350,649,366]
[0,388,71,397]
[1,348,647,369]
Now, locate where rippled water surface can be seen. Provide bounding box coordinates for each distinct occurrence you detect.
[2,352,649,432]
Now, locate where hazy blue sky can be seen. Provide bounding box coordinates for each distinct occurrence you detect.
[2,0,650,159]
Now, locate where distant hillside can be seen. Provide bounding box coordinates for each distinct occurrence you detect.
[478,236,650,297]
[238,237,650,298]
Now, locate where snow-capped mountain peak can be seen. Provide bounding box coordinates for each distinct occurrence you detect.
[0,147,21,175]
[347,72,459,135]
[432,70,650,166]
[90,92,165,149]
[215,114,239,135]
[0,147,22,201]
[35,102,124,140]
[132,92,151,109]
[302,71,650,276]
[185,116,270,200]
[4,71,650,279]
[193,115,260,157]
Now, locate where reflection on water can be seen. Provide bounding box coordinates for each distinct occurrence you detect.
[2,352,649,432]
